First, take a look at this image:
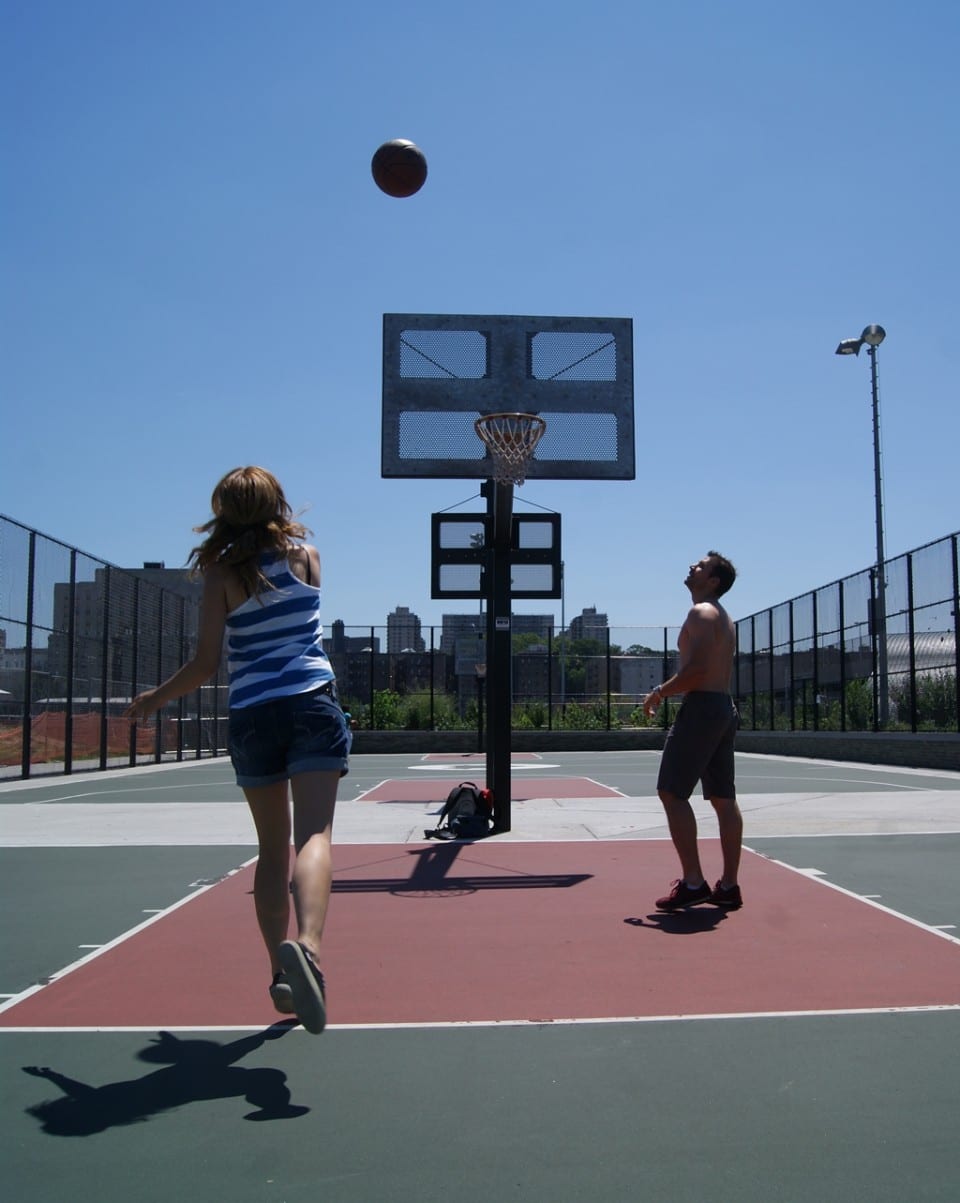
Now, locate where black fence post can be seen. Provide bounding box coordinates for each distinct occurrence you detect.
[605,627,612,730]
[429,625,435,732]
[99,568,111,770]
[128,576,140,766]
[154,595,164,763]
[750,615,757,731]
[64,550,77,774]
[767,611,775,731]
[869,569,880,732]
[368,629,375,728]
[788,600,796,731]
[176,596,186,761]
[839,580,847,731]
[547,626,554,731]
[906,553,918,732]
[20,531,37,778]
[953,535,960,734]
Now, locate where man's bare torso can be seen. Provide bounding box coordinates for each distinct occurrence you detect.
[677,600,736,694]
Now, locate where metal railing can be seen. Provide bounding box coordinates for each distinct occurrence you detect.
[734,531,958,734]
[2,514,956,778]
[0,516,228,778]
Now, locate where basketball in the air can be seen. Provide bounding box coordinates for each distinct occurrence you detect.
[371,139,428,198]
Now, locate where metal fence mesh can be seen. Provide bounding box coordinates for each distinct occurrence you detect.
[0,517,227,777]
[1,514,956,778]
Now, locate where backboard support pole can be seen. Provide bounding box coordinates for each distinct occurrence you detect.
[484,479,513,833]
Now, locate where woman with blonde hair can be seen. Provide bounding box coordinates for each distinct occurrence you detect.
[126,466,350,1033]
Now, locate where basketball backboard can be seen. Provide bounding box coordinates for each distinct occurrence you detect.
[382,314,634,480]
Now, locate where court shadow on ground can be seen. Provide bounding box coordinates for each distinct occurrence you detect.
[623,908,728,933]
[22,1023,306,1136]
[330,842,593,897]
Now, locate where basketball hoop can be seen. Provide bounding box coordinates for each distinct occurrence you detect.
[474,412,547,486]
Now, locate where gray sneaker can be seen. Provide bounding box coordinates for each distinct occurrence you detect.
[278,941,327,1034]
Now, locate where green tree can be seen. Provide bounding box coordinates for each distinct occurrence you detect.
[370,689,403,729]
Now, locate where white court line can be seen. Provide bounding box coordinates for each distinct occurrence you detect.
[3,1003,959,1035]
[736,752,960,779]
[745,829,960,840]
[25,781,236,804]
[0,757,228,794]
[350,779,392,801]
[580,776,628,797]
[740,774,940,792]
[410,764,561,771]
[755,852,960,947]
[0,856,258,1017]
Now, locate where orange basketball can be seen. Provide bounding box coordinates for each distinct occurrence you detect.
[371,139,428,198]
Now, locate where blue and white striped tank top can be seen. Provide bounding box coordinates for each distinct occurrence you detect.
[226,555,334,710]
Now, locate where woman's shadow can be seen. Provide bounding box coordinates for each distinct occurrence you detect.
[22,1023,307,1136]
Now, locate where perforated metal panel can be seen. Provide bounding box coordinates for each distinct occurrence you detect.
[383,314,634,479]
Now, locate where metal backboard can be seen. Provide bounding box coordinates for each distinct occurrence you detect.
[431,512,561,599]
[382,314,634,480]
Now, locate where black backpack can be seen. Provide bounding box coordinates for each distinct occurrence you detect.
[424,781,493,840]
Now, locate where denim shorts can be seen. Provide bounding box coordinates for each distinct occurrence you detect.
[228,684,352,788]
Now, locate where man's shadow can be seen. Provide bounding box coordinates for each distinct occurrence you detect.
[624,908,727,933]
[22,1023,307,1136]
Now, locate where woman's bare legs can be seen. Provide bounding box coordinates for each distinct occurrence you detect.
[242,781,293,975]
[242,770,339,970]
[289,769,339,962]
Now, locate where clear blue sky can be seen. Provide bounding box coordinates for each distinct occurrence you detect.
[3,1,958,634]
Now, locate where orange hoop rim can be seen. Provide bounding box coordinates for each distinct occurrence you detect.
[474,412,547,486]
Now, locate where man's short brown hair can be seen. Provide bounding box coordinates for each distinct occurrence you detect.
[707,551,736,597]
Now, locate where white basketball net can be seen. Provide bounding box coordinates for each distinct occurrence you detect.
[474,412,547,486]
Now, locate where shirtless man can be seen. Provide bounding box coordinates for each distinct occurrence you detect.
[643,551,743,911]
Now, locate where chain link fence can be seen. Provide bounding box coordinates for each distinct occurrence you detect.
[2,515,956,778]
[0,516,228,778]
[735,532,958,734]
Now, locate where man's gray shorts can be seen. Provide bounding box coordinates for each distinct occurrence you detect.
[656,691,738,801]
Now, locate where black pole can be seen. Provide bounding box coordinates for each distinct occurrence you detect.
[838,579,847,732]
[868,344,889,726]
[64,550,77,774]
[21,532,36,779]
[953,535,960,734]
[788,600,796,730]
[429,624,435,733]
[128,577,140,765]
[906,552,917,732]
[818,587,822,726]
[477,673,485,752]
[485,479,514,833]
[99,568,111,770]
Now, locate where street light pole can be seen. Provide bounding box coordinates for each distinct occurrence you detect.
[835,324,889,727]
[866,339,889,726]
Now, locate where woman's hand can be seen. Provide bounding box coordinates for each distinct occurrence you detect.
[125,690,160,723]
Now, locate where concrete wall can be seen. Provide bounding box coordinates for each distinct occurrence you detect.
[351,728,959,771]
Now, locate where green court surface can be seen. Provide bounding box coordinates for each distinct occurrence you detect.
[2,751,958,1202]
